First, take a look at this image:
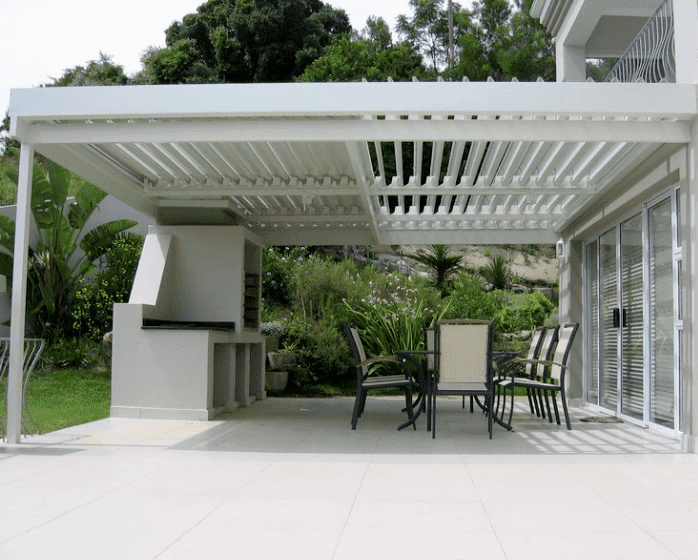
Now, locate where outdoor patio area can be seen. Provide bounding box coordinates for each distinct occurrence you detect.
[1,396,696,560]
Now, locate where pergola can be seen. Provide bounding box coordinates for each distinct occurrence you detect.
[6,80,697,441]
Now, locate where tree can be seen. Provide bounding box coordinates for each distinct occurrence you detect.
[396,0,466,74]
[0,154,137,341]
[143,0,352,84]
[449,0,554,81]
[48,53,129,87]
[297,18,427,82]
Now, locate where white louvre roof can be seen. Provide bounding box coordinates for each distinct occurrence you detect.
[9,81,697,245]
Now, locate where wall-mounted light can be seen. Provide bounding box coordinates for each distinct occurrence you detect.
[556,237,565,259]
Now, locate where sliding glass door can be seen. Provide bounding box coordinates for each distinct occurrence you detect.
[585,189,681,432]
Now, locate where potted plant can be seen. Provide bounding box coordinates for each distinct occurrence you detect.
[266,340,299,391]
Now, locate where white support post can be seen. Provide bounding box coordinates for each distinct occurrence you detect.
[673,0,698,84]
[556,43,586,82]
[683,118,698,452]
[7,143,34,444]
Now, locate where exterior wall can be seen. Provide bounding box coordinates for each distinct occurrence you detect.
[562,145,692,444]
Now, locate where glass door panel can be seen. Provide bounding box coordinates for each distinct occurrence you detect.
[599,229,618,410]
[620,213,644,420]
[648,198,674,428]
[586,240,599,405]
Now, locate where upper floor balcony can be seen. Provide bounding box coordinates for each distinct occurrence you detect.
[532,0,697,83]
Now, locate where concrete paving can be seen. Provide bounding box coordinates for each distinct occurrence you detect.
[1,396,696,560]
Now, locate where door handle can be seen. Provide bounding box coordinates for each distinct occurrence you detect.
[622,308,627,328]
[612,308,620,328]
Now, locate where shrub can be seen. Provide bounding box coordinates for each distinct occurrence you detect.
[443,271,557,338]
[41,338,105,370]
[345,272,445,374]
[481,255,511,289]
[291,256,369,327]
[262,246,307,311]
[442,271,502,321]
[72,233,143,341]
[492,290,557,333]
[286,315,353,387]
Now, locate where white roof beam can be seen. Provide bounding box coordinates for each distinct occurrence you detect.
[20,118,691,145]
[11,83,697,121]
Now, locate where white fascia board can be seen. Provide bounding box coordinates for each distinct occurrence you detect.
[9,82,698,122]
[259,229,374,246]
[380,228,560,245]
[22,117,691,145]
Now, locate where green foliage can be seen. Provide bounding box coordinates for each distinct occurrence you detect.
[0,156,17,205]
[443,271,503,322]
[262,246,307,311]
[345,272,445,373]
[0,154,137,341]
[491,290,557,334]
[297,31,426,82]
[72,233,144,341]
[290,256,368,325]
[412,244,463,295]
[2,368,111,434]
[481,255,510,290]
[143,0,352,84]
[586,58,618,82]
[286,315,353,387]
[40,338,106,370]
[49,52,129,86]
[447,0,555,81]
[443,270,556,337]
[396,0,462,73]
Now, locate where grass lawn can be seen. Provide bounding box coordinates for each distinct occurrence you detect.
[2,368,111,435]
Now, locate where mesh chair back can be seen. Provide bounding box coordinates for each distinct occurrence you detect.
[524,327,546,377]
[436,321,492,390]
[547,323,579,383]
[425,328,436,372]
[533,325,559,378]
[348,327,369,376]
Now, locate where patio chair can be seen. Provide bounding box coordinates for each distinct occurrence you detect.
[503,323,579,429]
[495,326,550,419]
[430,320,494,439]
[344,324,423,431]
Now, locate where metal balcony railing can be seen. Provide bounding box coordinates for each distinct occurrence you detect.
[605,0,675,83]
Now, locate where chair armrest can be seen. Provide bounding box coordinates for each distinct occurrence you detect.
[395,350,433,389]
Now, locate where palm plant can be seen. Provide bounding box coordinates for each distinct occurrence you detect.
[0,155,137,341]
[412,244,463,296]
[482,255,511,290]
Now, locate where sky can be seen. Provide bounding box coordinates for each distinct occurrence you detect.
[0,0,418,118]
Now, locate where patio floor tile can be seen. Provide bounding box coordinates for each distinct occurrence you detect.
[0,397,693,559]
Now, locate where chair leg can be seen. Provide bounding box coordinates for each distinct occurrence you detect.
[560,388,572,430]
[487,393,493,439]
[351,392,363,430]
[526,389,536,414]
[543,391,554,423]
[431,392,437,439]
[551,391,561,425]
[536,389,546,419]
